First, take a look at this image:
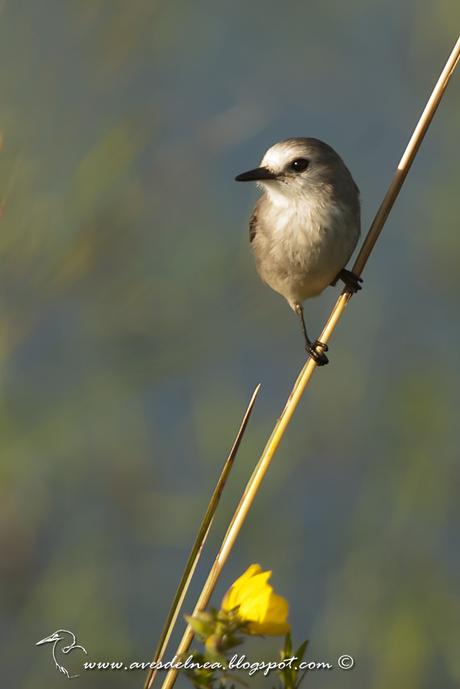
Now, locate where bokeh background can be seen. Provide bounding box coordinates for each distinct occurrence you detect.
[1,2,459,688]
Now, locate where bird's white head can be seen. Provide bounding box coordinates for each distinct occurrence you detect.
[236,138,357,207]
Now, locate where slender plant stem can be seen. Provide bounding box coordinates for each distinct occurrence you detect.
[144,385,260,689]
[159,35,460,689]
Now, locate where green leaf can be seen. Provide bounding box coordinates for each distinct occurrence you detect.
[294,639,309,664]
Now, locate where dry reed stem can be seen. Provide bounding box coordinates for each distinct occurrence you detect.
[158,36,460,689]
[144,385,260,689]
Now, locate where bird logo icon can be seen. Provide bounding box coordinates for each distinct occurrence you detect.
[36,629,87,679]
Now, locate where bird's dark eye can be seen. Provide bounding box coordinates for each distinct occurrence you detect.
[289,158,310,173]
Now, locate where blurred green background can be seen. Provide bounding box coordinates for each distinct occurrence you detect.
[1,2,459,688]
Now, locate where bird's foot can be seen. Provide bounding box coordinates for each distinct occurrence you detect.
[331,268,363,293]
[306,340,329,366]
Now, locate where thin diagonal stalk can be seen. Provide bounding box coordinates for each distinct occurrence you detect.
[144,384,260,689]
[159,35,460,689]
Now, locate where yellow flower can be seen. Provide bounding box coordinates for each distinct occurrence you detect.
[221,564,290,636]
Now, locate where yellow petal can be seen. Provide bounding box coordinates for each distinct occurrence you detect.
[248,618,291,635]
[221,564,264,611]
[237,582,271,622]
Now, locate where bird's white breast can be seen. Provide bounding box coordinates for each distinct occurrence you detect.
[252,190,359,306]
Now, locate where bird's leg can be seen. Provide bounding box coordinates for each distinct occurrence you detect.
[331,268,363,293]
[294,304,329,366]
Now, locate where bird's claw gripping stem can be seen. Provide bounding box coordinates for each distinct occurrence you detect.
[307,340,329,366]
[332,268,363,294]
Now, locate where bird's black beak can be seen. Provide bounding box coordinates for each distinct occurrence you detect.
[235,166,277,182]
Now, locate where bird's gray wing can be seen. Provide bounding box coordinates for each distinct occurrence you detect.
[249,205,258,243]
